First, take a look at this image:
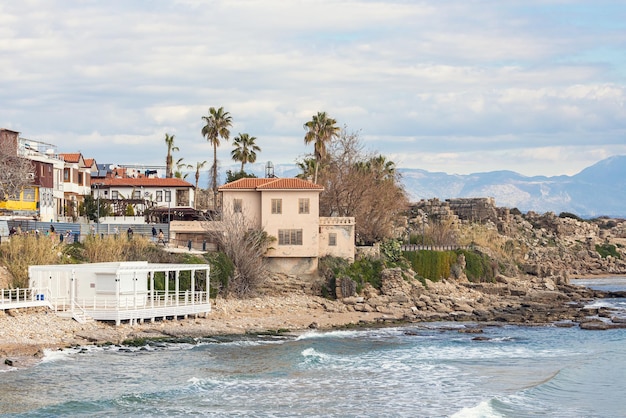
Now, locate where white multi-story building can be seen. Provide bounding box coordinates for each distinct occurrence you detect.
[92,177,195,221]
[0,128,65,221]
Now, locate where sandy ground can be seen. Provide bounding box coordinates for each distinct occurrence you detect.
[0,294,388,370]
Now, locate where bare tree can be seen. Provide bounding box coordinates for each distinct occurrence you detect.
[305,128,408,245]
[0,139,33,201]
[205,207,275,297]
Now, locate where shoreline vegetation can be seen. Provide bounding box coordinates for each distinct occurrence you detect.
[1,273,624,371]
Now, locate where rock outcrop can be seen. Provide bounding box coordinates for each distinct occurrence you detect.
[337,267,626,330]
[406,199,626,277]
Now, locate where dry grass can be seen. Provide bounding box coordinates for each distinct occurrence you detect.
[0,235,64,287]
[0,234,166,288]
[458,222,527,266]
[82,235,156,262]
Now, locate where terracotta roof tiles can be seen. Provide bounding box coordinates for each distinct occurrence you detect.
[218,177,323,191]
[58,153,82,164]
[91,177,194,187]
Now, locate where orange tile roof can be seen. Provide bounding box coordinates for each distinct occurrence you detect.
[91,177,194,188]
[219,177,323,191]
[84,158,95,167]
[218,178,274,190]
[59,153,82,163]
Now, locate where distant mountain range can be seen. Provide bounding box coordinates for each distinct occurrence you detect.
[399,155,626,218]
[213,155,626,218]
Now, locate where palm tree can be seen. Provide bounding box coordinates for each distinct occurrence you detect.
[164,133,179,178]
[231,133,261,173]
[366,155,397,181]
[174,157,192,179]
[193,160,208,208]
[296,157,317,180]
[201,107,233,206]
[303,111,339,183]
[375,155,397,179]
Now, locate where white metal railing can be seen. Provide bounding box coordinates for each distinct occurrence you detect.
[1,288,37,304]
[0,287,50,309]
[401,244,475,252]
[70,299,91,323]
[48,290,210,312]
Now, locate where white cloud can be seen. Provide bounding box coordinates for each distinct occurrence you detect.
[0,0,624,178]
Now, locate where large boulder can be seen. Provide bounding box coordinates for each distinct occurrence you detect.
[380,268,423,300]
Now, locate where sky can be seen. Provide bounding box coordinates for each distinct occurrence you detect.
[1,0,625,178]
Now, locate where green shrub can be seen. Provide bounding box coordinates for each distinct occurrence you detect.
[319,255,384,294]
[344,257,384,292]
[380,239,403,263]
[596,244,620,259]
[206,252,235,297]
[458,249,497,282]
[402,250,456,282]
[319,256,348,298]
[402,249,497,283]
[559,212,583,221]
[150,253,208,292]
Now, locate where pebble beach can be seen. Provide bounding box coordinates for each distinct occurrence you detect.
[0,294,379,370]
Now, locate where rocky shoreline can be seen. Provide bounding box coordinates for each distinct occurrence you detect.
[2,272,625,371]
[345,269,626,328]
[3,201,626,371]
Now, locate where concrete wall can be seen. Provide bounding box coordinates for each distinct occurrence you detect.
[319,217,355,261]
[265,256,318,275]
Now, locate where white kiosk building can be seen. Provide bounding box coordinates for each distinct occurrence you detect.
[28,261,211,325]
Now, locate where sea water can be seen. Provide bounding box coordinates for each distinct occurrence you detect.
[1,278,625,417]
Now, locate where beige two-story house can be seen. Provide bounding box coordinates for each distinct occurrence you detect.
[219,177,355,275]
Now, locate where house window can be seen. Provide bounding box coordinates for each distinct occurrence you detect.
[63,168,70,181]
[299,198,310,214]
[156,190,163,202]
[23,188,35,202]
[278,229,302,245]
[78,172,83,186]
[233,199,242,213]
[165,190,172,203]
[133,190,141,199]
[271,199,282,214]
[329,233,337,246]
[111,191,119,199]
